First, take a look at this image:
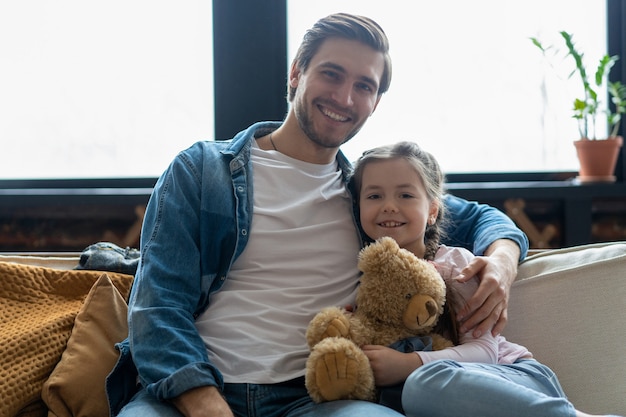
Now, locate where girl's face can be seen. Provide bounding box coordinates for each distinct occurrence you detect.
[358,158,439,258]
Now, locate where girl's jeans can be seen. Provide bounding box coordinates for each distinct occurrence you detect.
[117,378,403,417]
[402,359,576,417]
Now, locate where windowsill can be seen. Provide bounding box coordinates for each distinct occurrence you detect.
[0,178,156,206]
[1,176,624,204]
[446,179,626,200]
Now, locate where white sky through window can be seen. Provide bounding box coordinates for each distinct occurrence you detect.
[288,0,607,173]
[0,1,607,178]
[0,0,213,179]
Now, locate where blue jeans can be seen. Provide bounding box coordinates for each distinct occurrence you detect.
[117,379,403,417]
[402,359,576,417]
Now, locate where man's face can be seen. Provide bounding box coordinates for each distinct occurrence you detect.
[290,37,385,149]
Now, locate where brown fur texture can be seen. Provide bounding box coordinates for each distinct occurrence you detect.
[305,237,453,403]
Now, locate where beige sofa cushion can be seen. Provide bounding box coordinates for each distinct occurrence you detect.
[504,241,626,415]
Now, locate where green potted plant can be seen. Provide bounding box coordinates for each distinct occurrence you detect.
[531,31,626,182]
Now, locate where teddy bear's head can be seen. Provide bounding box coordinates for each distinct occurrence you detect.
[356,236,446,335]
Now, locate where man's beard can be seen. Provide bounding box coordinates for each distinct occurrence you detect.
[294,98,365,149]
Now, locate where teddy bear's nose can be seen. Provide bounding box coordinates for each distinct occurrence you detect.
[426,300,437,317]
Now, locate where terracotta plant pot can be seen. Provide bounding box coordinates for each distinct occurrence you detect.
[573,136,623,182]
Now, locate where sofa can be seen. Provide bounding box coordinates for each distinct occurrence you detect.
[1,241,625,417]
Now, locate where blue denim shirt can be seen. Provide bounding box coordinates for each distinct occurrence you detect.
[106,121,529,414]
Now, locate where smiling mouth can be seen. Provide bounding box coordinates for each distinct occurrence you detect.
[320,105,350,122]
[378,221,404,228]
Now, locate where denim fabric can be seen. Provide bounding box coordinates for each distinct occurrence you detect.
[402,359,575,417]
[377,336,434,413]
[118,383,404,417]
[107,121,356,414]
[75,242,140,275]
[106,120,529,415]
[442,194,529,259]
[388,335,433,353]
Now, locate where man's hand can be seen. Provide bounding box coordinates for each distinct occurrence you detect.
[455,239,520,338]
[171,385,234,417]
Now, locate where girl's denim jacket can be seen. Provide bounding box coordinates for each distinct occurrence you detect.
[106,121,529,414]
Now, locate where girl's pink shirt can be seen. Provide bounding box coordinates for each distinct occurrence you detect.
[416,245,533,365]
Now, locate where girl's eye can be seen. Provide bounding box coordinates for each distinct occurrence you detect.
[366,194,381,200]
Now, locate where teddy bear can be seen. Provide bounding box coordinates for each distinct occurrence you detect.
[304,236,453,403]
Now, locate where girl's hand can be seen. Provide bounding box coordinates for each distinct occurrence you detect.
[361,345,423,386]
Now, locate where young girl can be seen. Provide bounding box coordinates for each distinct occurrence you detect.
[349,141,621,417]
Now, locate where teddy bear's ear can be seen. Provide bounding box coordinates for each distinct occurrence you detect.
[357,236,401,274]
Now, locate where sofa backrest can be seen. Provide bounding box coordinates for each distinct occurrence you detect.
[504,241,626,415]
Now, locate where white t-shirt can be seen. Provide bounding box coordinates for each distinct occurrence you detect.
[195,141,361,383]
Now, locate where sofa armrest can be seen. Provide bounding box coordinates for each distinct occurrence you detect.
[504,241,626,415]
[0,253,80,270]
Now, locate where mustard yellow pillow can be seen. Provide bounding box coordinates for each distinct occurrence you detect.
[0,261,132,417]
[42,273,131,417]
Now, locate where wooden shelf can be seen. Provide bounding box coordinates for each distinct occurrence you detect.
[1,180,625,251]
[447,180,626,248]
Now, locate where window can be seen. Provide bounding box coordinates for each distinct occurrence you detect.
[288,1,608,173]
[0,0,213,179]
[1,2,611,179]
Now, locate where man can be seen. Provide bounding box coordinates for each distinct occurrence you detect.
[108,13,528,417]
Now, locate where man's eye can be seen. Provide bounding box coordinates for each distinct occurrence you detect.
[357,83,374,92]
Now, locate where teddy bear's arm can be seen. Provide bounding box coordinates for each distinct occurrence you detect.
[306,306,352,348]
